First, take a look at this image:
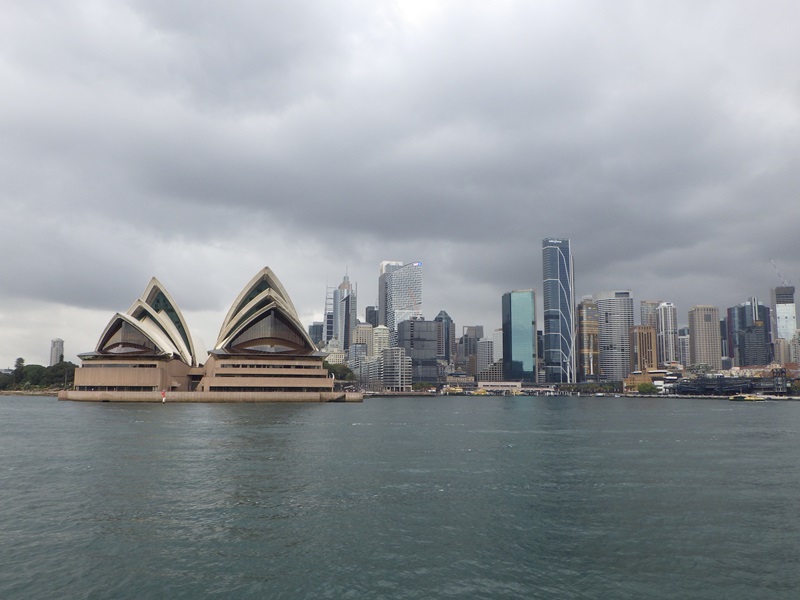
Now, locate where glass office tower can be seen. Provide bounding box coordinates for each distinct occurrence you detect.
[542,238,575,383]
[502,290,537,383]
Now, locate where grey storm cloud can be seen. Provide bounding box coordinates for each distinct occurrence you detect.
[1,0,800,366]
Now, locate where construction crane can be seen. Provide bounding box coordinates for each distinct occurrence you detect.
[770,259,791,287]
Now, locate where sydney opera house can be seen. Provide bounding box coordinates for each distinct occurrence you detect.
[60,268,361,402]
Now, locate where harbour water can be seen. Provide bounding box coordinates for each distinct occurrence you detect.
[2,395,799,599]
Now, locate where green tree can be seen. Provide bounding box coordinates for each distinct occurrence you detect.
[323,361,355,381]
[41,362,76,388]
[21,364,46,387]
[13,357,25,384]
[637,382,659,395]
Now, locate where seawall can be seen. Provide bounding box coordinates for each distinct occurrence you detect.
[58,390,363,403]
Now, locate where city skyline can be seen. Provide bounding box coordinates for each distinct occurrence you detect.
[4,250,800,368]
[2,3,800,367]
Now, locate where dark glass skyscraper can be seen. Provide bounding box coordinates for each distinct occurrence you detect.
[502,290,537,383]
[726,297,772,366]
[542,238,575,383]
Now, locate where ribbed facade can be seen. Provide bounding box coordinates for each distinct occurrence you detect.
[595,291,634,381]
[542,238,575,383]
[656,302,678,365]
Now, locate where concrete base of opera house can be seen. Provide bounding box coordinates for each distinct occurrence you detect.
[58,390,364,403]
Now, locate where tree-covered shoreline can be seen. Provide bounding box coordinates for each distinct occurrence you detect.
[0,358,76,391]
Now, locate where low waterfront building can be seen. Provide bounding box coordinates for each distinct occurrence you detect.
[477,360,504,382]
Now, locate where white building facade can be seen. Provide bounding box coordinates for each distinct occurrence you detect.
[595,290,634,381]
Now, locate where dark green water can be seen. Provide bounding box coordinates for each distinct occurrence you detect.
[2,395,799,599]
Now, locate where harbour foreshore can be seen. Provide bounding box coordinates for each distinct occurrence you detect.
[58,390,363,403]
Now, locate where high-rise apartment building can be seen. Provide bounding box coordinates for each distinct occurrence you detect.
[542,238,575,383]
[595,291,634,381]
[688,305,722,370]
[772,286,797,341]
[677,326,690,368]
[382,347,412,392]
[576,298,600,382]
[630,325,657,373]
[477,338,494,374]
[502,290,537,383]
[373,326,391,357]
[383,261,423,335]
[352,323,374,357]
[49,338,64,366]
[492,328,504,363]
[656,302,678,365]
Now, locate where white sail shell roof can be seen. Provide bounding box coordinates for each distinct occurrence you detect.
[215,267,315,354]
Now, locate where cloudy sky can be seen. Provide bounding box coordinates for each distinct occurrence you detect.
[1,1,799,367]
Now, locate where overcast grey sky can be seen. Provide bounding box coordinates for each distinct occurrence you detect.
[2,1,799,367]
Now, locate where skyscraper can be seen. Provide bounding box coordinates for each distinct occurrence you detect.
[373,326,391,356]
[332,273,357,350]
[688,305,722,370]
[576,298,600,382]
[457,326,484,376]
[477,338,494,374]
[308,322,324,347]
[49,338,64,366]
[595,291,634,381]
[352,323,374,357]
[434,310,456,363]
[397,319,438,382]
[502,290,537,383]
[630,325,657,373]
[384,261,423,336]
[772,286,797,341]
[542,238,575,383]
[365,306,379,328]
[492,328,504,363]
[378,261,403,327]
[677,326,691,368]
[656,302,678,365]
[640,300,661,330]
[726,298,771,366]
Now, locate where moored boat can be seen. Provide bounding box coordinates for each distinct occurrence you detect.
[729,394,764,402]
